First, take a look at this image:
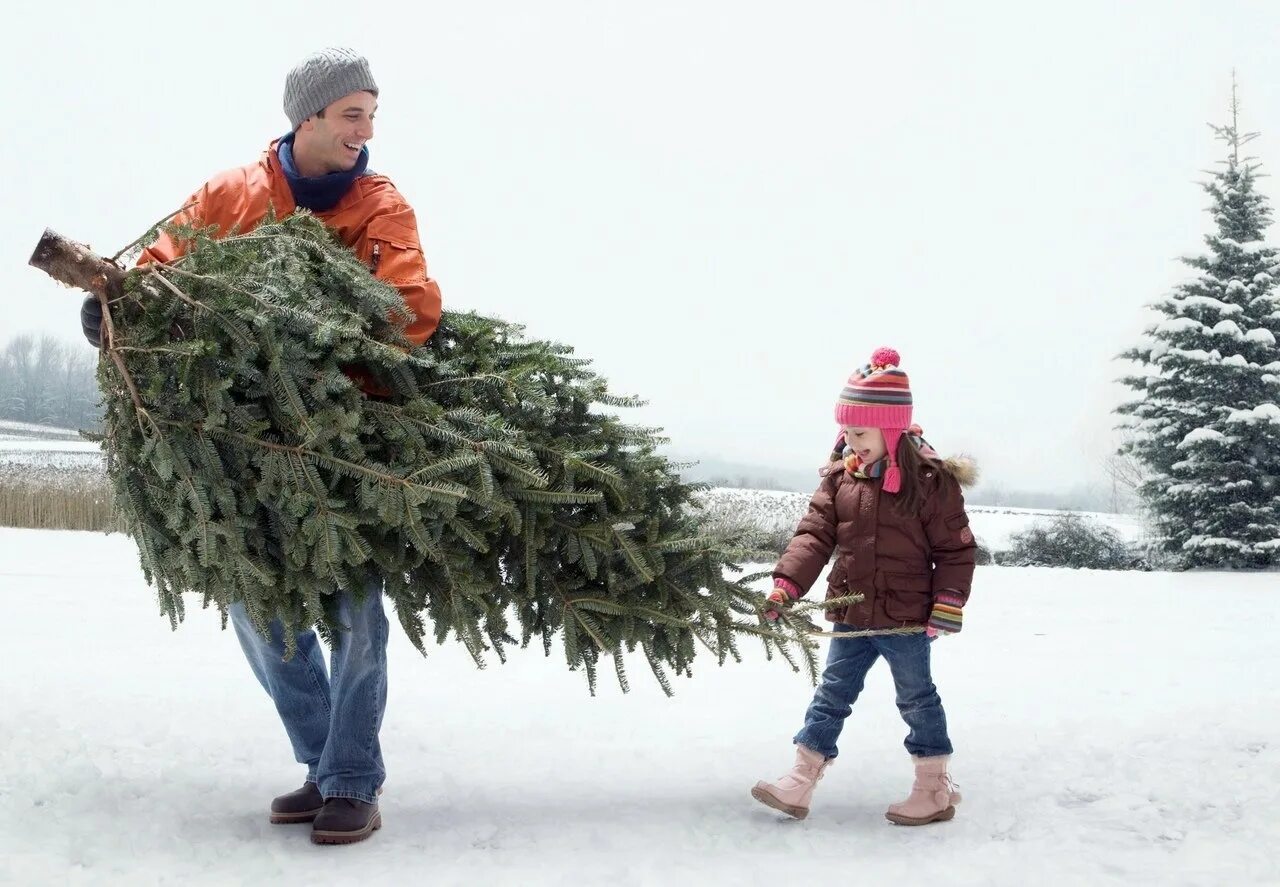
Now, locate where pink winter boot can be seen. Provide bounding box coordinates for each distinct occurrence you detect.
[885,755,961,826]
[751,745,831,820]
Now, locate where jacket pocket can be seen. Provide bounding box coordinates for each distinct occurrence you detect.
[824,558,848,601]
[880,571,932,621]
[366,219,422,278]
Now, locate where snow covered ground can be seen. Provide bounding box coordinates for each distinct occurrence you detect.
[961,505,1144,551]
[0,420,102,484]
[0,419,88,442]
[699,487,1146,553]
[1,527,1275,886]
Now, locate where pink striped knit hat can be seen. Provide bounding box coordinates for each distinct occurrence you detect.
[834,346,913,494]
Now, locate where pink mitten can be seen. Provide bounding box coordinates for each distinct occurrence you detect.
[765,577,802,620]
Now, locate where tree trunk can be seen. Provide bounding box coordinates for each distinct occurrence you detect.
[29,229,143,417]
[28,229,124,301]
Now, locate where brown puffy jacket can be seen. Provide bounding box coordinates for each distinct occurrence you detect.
[138,140,442,389]
[773,458,977,629]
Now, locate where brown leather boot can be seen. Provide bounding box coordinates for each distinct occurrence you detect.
[311,798,382,845]
[269,782,324,824]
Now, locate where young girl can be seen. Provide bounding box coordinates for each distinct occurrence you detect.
[751,347,977,825]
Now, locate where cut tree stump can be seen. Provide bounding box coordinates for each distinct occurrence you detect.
[29,229,124,300]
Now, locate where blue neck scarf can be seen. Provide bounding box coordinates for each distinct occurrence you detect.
[276,131,368,212]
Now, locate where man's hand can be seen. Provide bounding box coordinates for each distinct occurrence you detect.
[80,295,104,349]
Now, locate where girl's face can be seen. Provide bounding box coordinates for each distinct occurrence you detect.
[844,426,888,465]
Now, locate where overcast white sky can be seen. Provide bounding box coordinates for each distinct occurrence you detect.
[4,1,1279,493]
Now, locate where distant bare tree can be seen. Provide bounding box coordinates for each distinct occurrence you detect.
[0,334,102,430]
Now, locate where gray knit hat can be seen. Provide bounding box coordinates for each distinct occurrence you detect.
[283,47,379,129]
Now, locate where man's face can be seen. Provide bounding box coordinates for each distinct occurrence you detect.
[297,90,377,174]
[843,426,888,465]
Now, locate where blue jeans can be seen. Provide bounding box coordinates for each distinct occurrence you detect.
[793,625,952,759]
[229,576,388,804]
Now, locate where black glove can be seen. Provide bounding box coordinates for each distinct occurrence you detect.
[80,295,104,348]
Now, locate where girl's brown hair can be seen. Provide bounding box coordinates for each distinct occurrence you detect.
[890,435,947,518]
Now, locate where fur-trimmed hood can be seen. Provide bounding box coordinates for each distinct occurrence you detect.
[824,452,980,488]
[939,455,979,488]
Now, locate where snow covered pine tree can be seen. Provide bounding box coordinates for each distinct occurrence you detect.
[1118,83,1280,567]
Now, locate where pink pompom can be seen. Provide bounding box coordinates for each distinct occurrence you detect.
[871,346,901,368]
[882,464,902,494]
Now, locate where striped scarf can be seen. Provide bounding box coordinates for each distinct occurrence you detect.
[842,426,939,478]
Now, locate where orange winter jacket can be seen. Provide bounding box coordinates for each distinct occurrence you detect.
[139,140,442,355]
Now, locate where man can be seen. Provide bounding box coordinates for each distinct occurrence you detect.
[81,47,442,845]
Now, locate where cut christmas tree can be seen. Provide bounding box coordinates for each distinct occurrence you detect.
[30,215,852,694]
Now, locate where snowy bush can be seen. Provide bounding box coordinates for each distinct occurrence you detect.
[1000,513,1141,570]
[974,541,994,566]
